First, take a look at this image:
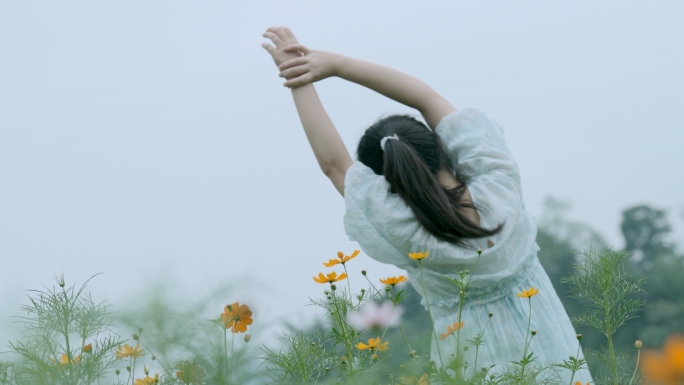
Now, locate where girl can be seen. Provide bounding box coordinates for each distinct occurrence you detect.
[262,26,592,382]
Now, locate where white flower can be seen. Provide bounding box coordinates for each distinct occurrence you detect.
[347,301,404,330]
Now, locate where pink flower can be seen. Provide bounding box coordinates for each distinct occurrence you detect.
[347,301,404,330]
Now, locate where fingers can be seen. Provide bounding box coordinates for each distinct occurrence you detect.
[262,31,284,47]
[278,57,307,71]
[284,73,314,88]
[266,26,292,44]
[261,42,276,54]
[283,44,310,55]
[279,65,309,80]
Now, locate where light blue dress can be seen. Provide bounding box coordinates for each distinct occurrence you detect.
[343,109,593,382]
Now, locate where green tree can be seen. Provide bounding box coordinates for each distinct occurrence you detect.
[620,205,675,269]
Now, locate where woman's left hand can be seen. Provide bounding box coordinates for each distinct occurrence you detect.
[262,26,302,67]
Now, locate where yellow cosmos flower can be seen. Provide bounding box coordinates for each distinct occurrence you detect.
[116,342,146,359]
[323,250,360,267]
[220,302,253,334]
[356,337,389,352]
[379,275,408,286]
[134,374,159,385]
[439,321,465,340]
[516,287,539,299]
[408,251,429,261]
[58,354,81,365]
[399,373,430,385]
[313,271,348,284]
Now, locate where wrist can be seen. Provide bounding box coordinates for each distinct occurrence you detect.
[329,52,348,78]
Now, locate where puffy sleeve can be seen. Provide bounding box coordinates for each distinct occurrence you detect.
[343,162,424,269]
[436,108,524,227]
[437,108,521,191]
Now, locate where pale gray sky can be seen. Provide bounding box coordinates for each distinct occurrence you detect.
[1,1,683,345]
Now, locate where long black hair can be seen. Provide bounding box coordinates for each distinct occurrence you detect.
[357,115,502,246]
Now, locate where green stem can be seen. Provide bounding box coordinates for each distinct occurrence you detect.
[61,287,74,383]
[342,264,353,301]
[224,328,228,381]
[418,261,444,367]
[628,349,641,385]
[568,341,581,385]
[363,275,384,300]
[520,298,533,383]
[473,315,491,377]
[230,332,235,384]
[608,333,618,385]
[331,286,355,371]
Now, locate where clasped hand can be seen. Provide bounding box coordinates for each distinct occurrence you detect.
[262,26,338,88]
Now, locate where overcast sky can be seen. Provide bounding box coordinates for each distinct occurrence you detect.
[1,1,683,346]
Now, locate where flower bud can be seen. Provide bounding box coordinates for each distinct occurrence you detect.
[126,366,131,372]
[244,334,251,343]
[459,291,465,299]
[463,346,469,352]
[371,354,378,362]
[410,350,417,358]
[83,343,93,353]
[324,367,330,373]
[576,334,582,341]
[635,340,642,349]
[488,312,493,318]
[115,369,120,375]
[360,289,366,294]
[151,355,156,361]
[385,286,391,292]
[311,342,316,347]
[331,284,336,291]
[464,270,469,275]
[400,365,406,370]
[138,327,143,333]
[361,270,367,276]
[477,249,482,255]
[132,333,139,341]
[531,330,537,336]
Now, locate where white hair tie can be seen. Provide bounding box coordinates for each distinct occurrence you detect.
[380,134,400,151]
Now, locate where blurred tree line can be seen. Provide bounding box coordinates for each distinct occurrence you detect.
[339,197,684,378]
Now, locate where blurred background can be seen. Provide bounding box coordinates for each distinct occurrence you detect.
[1,0,682,372]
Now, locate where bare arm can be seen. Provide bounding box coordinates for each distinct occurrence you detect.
[278,48,456,129]
[290,84,353,195]
[262,27,352,196]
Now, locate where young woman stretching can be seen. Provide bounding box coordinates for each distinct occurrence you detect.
[262,26,592,382]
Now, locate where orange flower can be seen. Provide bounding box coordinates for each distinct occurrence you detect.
[439,321,464,340]
[399,373,430,385]
[574,382,589,385]
[58,354,81,365]
[408,251,429,261]
[83,343,93,353]
[323,250,360,267]
[220,302,253,333]
[176,360,205,384]
[640,334,684,385]
[356,336,388,352]
[313,271,348,284]
[116,343,145,359]
[516,287,539,298]
[379,275,408,286]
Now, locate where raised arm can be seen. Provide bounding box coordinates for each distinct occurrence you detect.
[262,27,352,196]
[277,45,456,129]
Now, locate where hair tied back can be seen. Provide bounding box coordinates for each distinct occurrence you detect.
[380,134,400,151]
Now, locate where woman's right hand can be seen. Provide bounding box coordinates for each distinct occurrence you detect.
[277,45,342,88]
